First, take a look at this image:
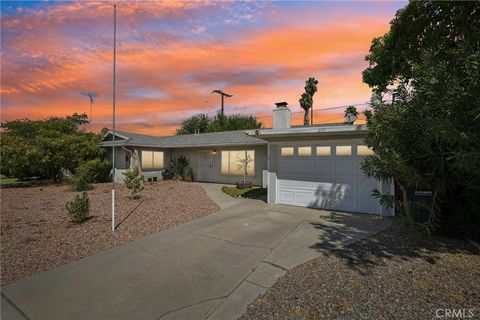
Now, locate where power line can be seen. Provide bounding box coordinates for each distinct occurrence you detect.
[113,102,371,136]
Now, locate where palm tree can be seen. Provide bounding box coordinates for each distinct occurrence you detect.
[299,77,319,125]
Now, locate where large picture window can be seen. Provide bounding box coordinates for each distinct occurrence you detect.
[141,151,164,169]
[221,150,255,175]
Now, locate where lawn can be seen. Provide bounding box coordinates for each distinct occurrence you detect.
[0,181,219,286]
[240,222,480,319]
[221,186,267,199]
[0,177,18,186]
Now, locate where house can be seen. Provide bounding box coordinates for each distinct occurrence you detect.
[101,102,393,216]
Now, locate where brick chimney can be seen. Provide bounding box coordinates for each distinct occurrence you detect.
[272,102,291,129]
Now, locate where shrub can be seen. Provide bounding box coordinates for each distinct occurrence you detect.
[161,169,171,180]
[69,159,111,191]
[70,174,93,191]
[66,192,91,223]
[123,170,143,198]
[169,155,190,181]
[184,167,194,182]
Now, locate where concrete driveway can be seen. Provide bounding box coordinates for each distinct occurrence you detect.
[2,192,391,320]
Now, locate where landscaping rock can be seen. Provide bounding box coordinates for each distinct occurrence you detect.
[0,181,219,286]
[239,223,480,320]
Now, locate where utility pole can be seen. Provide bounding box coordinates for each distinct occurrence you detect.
[111,4,117,232]
[212,89,232,115]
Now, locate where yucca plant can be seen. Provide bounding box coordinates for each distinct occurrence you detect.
[169,155,190,181]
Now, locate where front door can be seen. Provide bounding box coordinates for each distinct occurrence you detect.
[197,150,213,182]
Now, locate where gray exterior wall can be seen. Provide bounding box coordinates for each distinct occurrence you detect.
[107,144,267,186]
[107,147,128,169]
[171,145,267,186]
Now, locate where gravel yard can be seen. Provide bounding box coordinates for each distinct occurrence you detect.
[240,222,480,320]
[1,181,219,286]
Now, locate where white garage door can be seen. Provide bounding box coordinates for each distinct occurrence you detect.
[276,144,383,214]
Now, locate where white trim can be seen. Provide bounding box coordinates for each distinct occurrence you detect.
[247,124,366,138]
[104,130,131,141]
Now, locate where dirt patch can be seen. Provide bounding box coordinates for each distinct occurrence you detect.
[1,181,219,286]
[239,223,480,320]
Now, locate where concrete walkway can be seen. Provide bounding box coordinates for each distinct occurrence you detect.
[1,187,391,320]
[198,183,245,210]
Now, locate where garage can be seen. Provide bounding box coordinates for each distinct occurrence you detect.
[248,104,394,216]
[269,140,393,215]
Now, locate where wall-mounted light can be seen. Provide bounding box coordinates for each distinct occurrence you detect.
[212,149,217,155]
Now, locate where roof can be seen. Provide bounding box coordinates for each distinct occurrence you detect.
[100,130,268,148]
[100,124,367,148]
[246,123,367,139]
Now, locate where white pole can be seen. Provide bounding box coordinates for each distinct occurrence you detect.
[112,4,117,232]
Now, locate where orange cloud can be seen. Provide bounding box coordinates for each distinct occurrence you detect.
[1,1,396,135]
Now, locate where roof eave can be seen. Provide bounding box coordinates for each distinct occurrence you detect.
[100,141,268,148]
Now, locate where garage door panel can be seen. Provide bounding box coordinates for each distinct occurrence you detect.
[276,145,386,215]
[358,176,376,192]
[295,191,313,205]
[278,190,295,204]
[314,160,334,175]
[335,160,354,176]
[334,194,354,212]
[355,195,379,213]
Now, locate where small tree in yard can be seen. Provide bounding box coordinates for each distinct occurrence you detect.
[237,153,254,186]
[123,170,144,199]
[66,192,91,224]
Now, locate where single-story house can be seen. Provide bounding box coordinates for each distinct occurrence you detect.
[100,102,393,216]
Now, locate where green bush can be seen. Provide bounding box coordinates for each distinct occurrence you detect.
[66,192,91,223]
[70,159,112,191]
[123,170,143,198]
[70,174,92,191]
[184,167,194,182]
[169,155,190,181]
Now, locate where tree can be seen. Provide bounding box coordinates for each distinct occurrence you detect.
[299,77,318,125]
[176,112,263,135]
[344,106,358,124]
[0,113,106,181]
[176,113,210,135]
[363,1,480,94]
[208,113,262,132]
[236,153,254,185]
[361,1,480,238]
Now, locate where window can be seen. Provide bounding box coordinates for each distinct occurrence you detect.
[221,150,255,175]
[141,151,164,169]
[336,146,352,156]
[281,147,294,156]
[298,146,312,157]
[357,145,374,156]
[316,146,331,156]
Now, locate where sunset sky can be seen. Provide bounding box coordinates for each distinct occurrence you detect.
[1,1,406,135]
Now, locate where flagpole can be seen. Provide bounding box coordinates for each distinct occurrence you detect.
[112,4,117,232]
